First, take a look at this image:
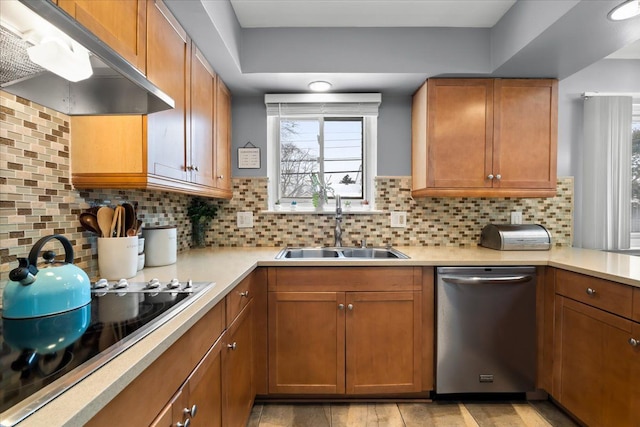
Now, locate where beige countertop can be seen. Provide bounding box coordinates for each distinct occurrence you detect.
[11,246,639,426]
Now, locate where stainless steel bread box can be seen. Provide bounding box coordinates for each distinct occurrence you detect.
[480,224,551,251]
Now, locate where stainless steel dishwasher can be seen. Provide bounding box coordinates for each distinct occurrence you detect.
[436,266,537,394]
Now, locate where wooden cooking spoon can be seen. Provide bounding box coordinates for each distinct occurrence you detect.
[97,206,115,238]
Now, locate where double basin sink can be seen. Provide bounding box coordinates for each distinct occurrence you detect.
[276,247,409,259]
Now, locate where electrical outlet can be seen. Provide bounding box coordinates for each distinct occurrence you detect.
[237,211,254,228]
[510,211,523,224]
[390,211,407,228]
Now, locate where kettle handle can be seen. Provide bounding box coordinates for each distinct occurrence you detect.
[28,234,74,266]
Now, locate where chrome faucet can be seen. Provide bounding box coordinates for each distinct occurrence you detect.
[334,195,342,247]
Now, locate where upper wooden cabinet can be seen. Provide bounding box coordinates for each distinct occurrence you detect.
[58,0,147,72]
[214,77,233,197]
[70,0,232,199]
[411,78,558,198]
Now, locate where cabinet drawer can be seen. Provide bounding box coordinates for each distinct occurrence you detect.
[556,270,633,319]
[269,267,420,292]
[633,288,640,323]
[226,276,252,327]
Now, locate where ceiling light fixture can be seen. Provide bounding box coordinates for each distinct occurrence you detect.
[308,81,332,92]
[608,0,640,21]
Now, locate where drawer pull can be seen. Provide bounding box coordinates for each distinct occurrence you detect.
[227,342,237,350]
[585,288,596,296]
[176,420,190,427]
[630,338,639,347]
[240,291,249,298]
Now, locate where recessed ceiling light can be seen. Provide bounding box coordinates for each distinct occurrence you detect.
[308,81,332,92]
[608,0,640,21]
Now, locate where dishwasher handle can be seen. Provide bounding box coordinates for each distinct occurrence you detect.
[442,275,532,285]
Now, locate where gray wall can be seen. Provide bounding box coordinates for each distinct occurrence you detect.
[231,94,413,177]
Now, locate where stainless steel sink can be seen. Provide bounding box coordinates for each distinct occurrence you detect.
[275,247,409,259]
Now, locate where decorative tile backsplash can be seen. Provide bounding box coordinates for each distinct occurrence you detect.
[0,90,573,306]
[206,177,573,248]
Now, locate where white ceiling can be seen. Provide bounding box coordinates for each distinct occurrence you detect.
[607,39,640,59]
[229,0,517,28]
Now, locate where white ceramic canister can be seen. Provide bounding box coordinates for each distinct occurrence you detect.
[97,236,139,279]
[142,226,177,266]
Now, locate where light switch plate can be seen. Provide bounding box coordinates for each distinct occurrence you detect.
[390,211,407,228]
[237,211,254,228]
[510,211,523,224]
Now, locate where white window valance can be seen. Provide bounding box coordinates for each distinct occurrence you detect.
[265,93,381,117]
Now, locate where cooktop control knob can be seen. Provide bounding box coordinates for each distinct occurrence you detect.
[93,278,109,289]
[146,278,161,290]
[184,279,193,290]
[114,278,129,289]
[167,278,181,289]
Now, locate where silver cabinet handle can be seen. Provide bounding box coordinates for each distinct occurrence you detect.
[629,338,639,347]
[586,288,596,296]
[495,174,501,180]
[487,174,494,180]
[218,175,224,179]
[240,291,249,298]
[347,304,354,310]
[177,420,190,427]
[338,304,345,310]
[227,342,237,350]
[184,405,197,418]
[194,166,199,171]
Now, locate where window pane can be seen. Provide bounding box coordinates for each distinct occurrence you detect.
[325,119,363,199]
[280,119,319,198]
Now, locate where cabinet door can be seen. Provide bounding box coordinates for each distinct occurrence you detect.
[214,77,232,198]
[58,0,146,72]
[631,322,640,417]
[411,81,428,192]
[146,0,189,182]
[190,46,215,188]
[554,296,634,426]
[426,79,493,189]
[150,388,189,427]
[346,291,422,394]
[493,79,557,190]
[222,302,254,427]
[188,341,222,427]
[268,292,346,394]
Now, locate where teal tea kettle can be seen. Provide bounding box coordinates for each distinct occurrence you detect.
[3,235,91,319]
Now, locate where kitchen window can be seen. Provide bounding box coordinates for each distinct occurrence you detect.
[265,94,380,210]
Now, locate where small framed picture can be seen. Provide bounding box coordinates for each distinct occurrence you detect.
[238,143,260,169]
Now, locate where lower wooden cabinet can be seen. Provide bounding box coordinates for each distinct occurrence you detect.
[151,340,223,427]
[553,295,636,426]
[222,301,254,427]
[267,267,426,396]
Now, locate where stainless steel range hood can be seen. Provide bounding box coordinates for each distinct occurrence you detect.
[0,0,174,115]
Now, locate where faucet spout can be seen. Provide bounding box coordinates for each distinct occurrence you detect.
[335,195,342,247]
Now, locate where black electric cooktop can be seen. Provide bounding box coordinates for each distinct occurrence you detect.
[0,279,213,426]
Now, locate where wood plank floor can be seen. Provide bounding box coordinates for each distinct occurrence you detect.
[247,401,578,427]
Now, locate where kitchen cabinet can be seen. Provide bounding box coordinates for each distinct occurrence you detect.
[552,269,637,426]
[70,0,232,199]
[411,78,557,198]
[86,300,225,426]
[214,77,233,197]
[222,301,254,427]
[267,267,426,395]
[151,339,223,427]
[57,0,147,73]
